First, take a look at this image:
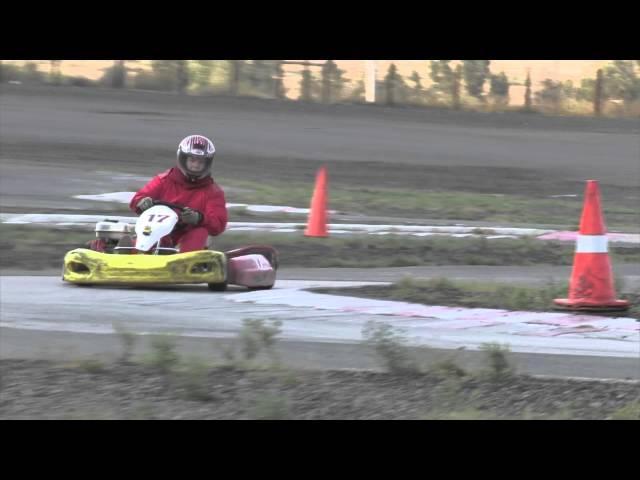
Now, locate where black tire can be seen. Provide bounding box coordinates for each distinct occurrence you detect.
[207,282,228,292]
[248,285,274,291]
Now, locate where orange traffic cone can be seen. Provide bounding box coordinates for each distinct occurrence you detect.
[554,180,629,312]
[304,166,329,237]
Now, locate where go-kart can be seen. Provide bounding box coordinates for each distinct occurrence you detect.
[62,201,277,291]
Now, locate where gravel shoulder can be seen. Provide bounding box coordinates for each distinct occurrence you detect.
[1,359,638,420]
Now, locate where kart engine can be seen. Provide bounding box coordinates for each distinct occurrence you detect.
[95,219,135,241]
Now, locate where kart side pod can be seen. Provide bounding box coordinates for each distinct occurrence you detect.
[225,246,278,290]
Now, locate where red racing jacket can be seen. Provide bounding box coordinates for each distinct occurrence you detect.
[129,167,228,237]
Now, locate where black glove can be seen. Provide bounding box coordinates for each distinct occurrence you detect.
[136,197,154,212]
[180,207,202,225]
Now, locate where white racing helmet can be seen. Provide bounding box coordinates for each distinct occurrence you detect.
[176,134,216,181]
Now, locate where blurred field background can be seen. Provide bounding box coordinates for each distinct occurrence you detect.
[3,60,638,116]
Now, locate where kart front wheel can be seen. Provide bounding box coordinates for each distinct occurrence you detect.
[207,281,228,292]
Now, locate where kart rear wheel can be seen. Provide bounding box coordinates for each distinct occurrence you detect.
[207,281,228,292]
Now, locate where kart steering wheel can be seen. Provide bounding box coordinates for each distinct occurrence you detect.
[151,200,187,212]
[150,201,199,231]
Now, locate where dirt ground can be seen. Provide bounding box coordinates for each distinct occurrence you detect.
[2,84,639,203]
[3,140,639,214]
[1,360,638,420]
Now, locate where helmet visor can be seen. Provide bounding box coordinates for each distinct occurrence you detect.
[179,151,212,175]
[185,154,207,173]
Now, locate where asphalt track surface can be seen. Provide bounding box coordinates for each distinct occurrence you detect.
[1,274,638,380]
[1,85,639,379]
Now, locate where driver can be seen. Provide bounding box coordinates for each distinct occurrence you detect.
[127,134,228,253]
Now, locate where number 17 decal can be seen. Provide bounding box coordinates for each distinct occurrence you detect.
[147,214,171,223]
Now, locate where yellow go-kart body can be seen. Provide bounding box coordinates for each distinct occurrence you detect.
[62,248,227,286]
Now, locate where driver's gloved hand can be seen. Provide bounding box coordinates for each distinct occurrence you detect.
[136,197,154,212]
[180,207,202,225]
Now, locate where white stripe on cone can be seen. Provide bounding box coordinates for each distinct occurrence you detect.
[576,235,608,253]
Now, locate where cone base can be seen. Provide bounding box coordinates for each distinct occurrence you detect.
[304,231,328,238]
[553,298,630,312]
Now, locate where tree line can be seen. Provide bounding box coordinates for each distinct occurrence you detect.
[2,60,639,116]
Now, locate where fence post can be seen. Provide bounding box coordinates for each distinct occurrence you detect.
[385,78,395,106]
[229,61,241,95]
[321,61,336,104]
[274,61,285,99]
[594,69,603,116]
[300,66,313,102]
[385,64,398,106]
[524,70,532,112]
[452,65,462,109]
[112,61,126,89]
[50,60,61,85]
[176,61,188,94]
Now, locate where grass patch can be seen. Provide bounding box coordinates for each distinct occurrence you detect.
[223,178,639,230]
[250,394,291,420]
[319,277,570,311]
[480,342,515,379]
[421,407,575,420]
[4,223,640,271]
[219,232,612,266]
[427,356,468,380]
[621,293,640,319]
[223,319,283,369]
[609,400,640,420]
[76,358,107,374]
[175,357,214,402]
[145,334,180,374]
[230,210,307,223]
[215,233,640,268]
[421,408,499,420]
[113,322,138,364]
[361,321,421,375]
[316,277,640,319]
[0,224,90,269]
[3,357,638,420]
